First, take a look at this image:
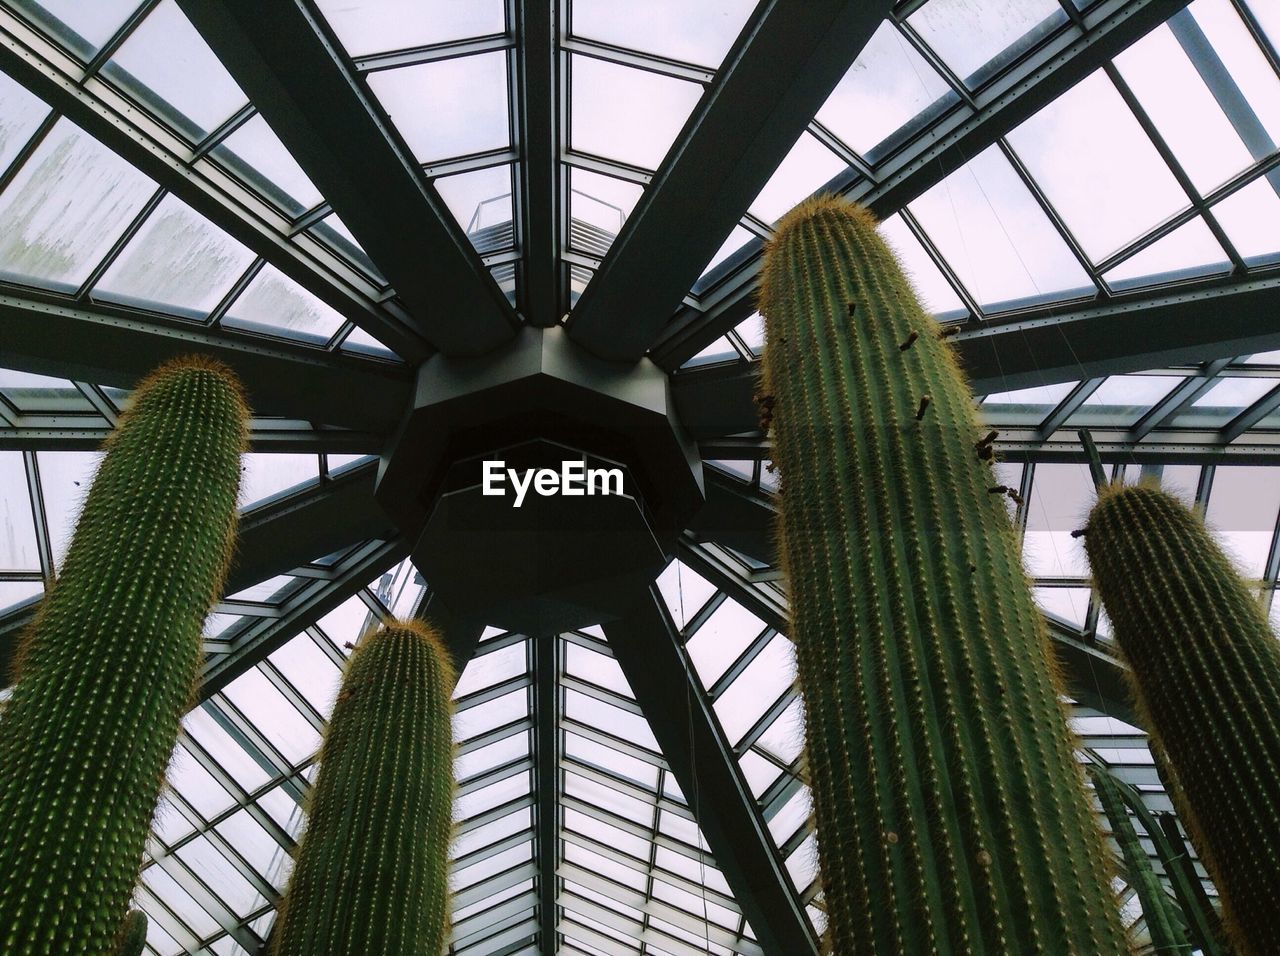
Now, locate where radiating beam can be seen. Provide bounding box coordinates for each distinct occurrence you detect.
[653,0,1192,369]
[0,6,429,361]
[0,420,381,454]
[534,633,560,954]
[0,289,411,431]
[0,463,394,687]
[178,0,519,355]
[514,0,560,327]
[603,591,818,956]
[567,0,892,361]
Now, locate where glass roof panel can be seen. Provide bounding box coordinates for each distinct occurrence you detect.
[979,381,1076,406]
[0,369,89,412]
[1008,71,1189,262]
[1205,466,1280,577]
[433,163,514,253]
[0,71,52,178]
[697,224,755,282]
[570,0,758,69]
[877,214,966,319]
[1212,176,1280,265]
[0,451,39,573]
[906,0,1067,89]
[239,453,320,508]
[212,114,324,216]
[0,117,157,293]
[908,145,1094,311]
[93,193,255,318]
[1114,24,1253,195]
[11,0,140,57]
[748,131,845,224]
[1102,217,1230,290]
[315,0,506,58]
[102,0,249,140]
[569,54,703,171]
[1077,374,1185,425]
[816,20,957,163]
[33,451,100,568]
[1192,0,1280,144]
[1022,463,1095,577]
[569,166,644,258]
[366,52,510,163]
[220,263,346,346]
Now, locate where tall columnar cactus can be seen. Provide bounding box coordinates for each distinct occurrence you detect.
[1084,482,1280,955]
[116,909,148,956]
[760,195,1127,955]
[1089,765,1191,953]
[270,619,456,956]
[0,356,247,955]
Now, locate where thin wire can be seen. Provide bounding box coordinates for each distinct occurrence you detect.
[677,558,714,953]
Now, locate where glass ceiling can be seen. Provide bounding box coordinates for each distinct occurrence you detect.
[1,0,1277,951]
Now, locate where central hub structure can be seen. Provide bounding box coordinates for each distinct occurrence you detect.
[376,327,705,633]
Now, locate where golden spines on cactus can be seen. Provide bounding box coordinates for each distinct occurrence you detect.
[270,619,456,956]
[1084,481,1280,956]
[0,355,247,955]
[760,194,1127,955]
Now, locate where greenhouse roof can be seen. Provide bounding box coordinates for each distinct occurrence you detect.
[0,0,1274,951]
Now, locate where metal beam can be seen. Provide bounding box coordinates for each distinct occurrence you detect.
[0,420,381,454]
[603,590,818,956]
[514,0,560,327]
[0,289,411,431]
[653,0,1191,369]
[0,6,429,361]
[1,462,394,687]
[534,633,560,954]
[567,0,891,361]
[177,0,519,356]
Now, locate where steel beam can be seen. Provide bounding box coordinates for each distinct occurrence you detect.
[0,420,381,454]
[567,0,892,361]
[653,0,1192,369]
[0,289,411,431]
[534,633,560,954]
[177,0,519,355]
[0,6,429,361]
[603,591,819,956]
[0,462,394,687]
[514,0,560,327]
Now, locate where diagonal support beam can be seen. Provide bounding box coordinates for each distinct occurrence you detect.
[0,6,428,361]
[178,0,519,355]
[653,0,1191,369]
[603,590,818,956]
[0,420,381,454]
[567,0,891,361]
[533,633,560,954]
[0,289,411,431]
[514,0,560,327]
[1,462,393,687]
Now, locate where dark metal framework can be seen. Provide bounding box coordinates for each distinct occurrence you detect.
[0,0,1269,950]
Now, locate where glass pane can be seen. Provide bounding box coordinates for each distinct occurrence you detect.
[1206,466,1280,577]
[878,214,966,319]
[1077,375,1183,425]
[454,640,528,698]
[269,634,342,716]
[0,71,52,179]
[93,193,255,318]
[1035,587,1091,628]
[907,0,1067,89]
[817,21,958,162]
[103,0,248,139]
[34,451,101,568]
[1193,0,1280,145]
[1188,376,1276,413]
[1114,24,1252,195]
[1213,176,1280,266]
[367,52,510,163]
[909,145,1093,310]
[316,0,506,57]
[570,166,643,256]
[570,54,703,171]
[0,118,156,292]
[222,668,321,765]
[12,0,140,56]
[240,453,320,507]
[686,599,764,688]
[570,0,757,69]
[748,131,844,224]
[1023,463,1095,577]
[0,451,39,572]
[1102,218,1229,291]
[221,263,345,345]
[654,560,716,629]
[433,163,514,252]
[0,369,90,412]
[1008,71,1188,262]
[697,224,754,282]
[713,635,794,743]
[213,114,323,216]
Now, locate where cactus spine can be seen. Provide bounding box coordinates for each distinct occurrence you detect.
[1085,482,1280,955]
[117,909,148,956]
[270,619,456,956]
[0,356,246,955]
[1090,765,1191,953]
[760,196,1126,955]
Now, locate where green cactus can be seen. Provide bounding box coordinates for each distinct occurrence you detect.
[1090,765,1191,953]
[759,195,1127,955]
[116,909,148,956]
[1084,482,1280,956]
[270,619,456,956]
[0,356,247,955]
